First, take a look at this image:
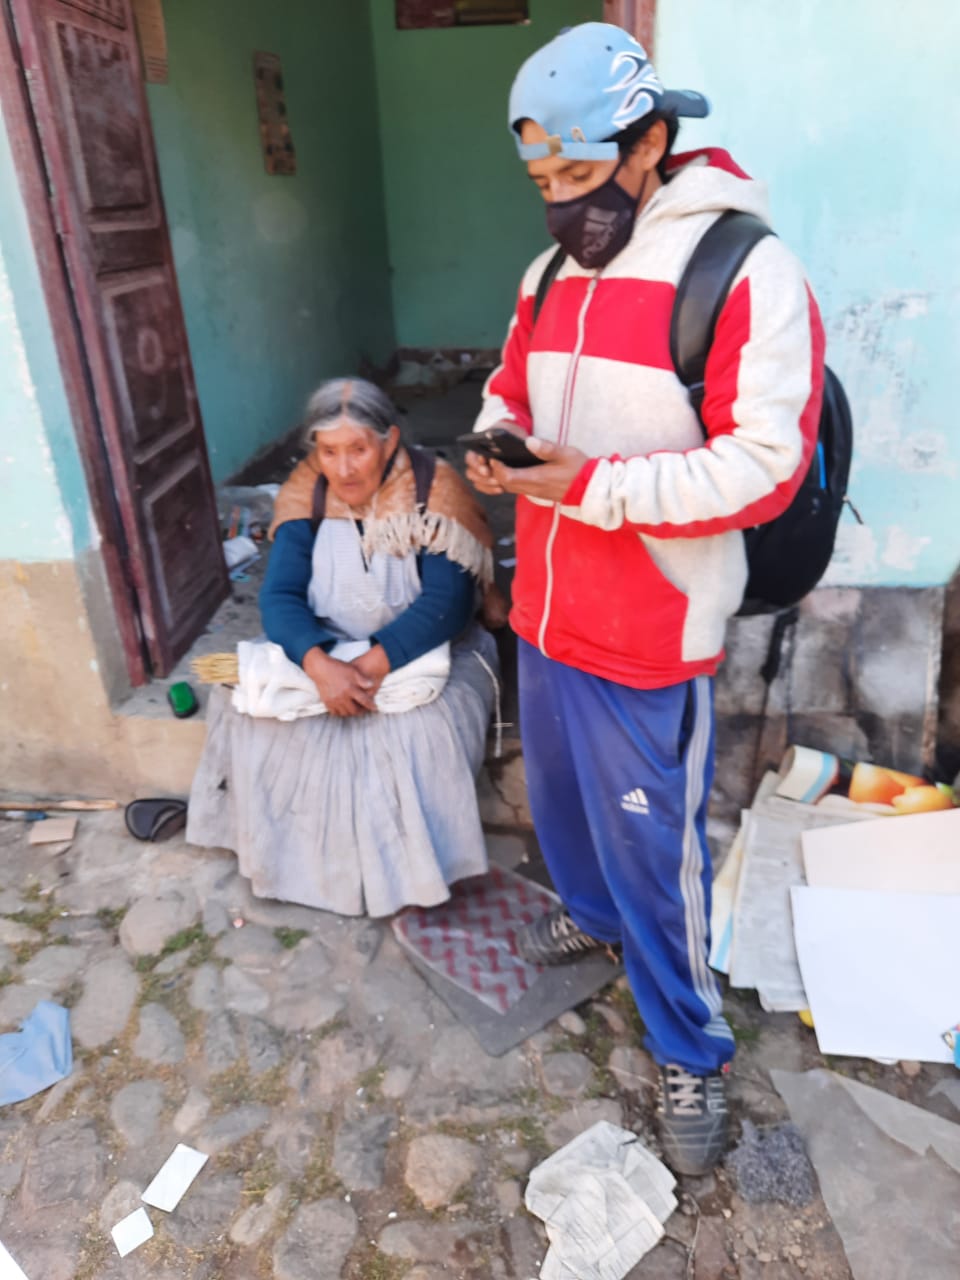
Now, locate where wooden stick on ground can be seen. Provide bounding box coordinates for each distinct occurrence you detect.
[0,799,119,812]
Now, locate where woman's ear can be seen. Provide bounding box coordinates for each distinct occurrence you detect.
[386,424,402,451]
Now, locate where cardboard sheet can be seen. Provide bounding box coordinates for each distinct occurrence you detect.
[728,794,865,1012]
[791,887,957,1063]
[708,816,745,975]
[802,808,960,893]
[28,818,76,846]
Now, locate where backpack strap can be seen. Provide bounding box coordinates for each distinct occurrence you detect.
[407,444,437,512]
[533,246,567,326]
[310,472,328,535]
[671,210,773,425]
[309,444,436,535]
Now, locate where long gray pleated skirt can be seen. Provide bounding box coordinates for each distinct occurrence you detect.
[186,624,498,918]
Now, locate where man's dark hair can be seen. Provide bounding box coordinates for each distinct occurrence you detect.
[612,109,680,181]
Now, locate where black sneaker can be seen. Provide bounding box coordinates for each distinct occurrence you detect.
[657,1063,729,1176]
[516,906,618,966]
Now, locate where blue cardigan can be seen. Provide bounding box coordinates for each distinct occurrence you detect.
[259,518,476,671]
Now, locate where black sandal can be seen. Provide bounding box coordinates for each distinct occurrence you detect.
[124,798,188,842]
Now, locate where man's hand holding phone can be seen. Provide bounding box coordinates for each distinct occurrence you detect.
[463,425,589,504]
[463,424,533,495]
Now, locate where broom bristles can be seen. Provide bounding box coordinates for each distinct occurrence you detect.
[191,652,240,685]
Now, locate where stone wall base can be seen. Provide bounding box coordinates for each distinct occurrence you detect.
[712,586,944,828]
[478,587,946,845]
[0,558,205,800]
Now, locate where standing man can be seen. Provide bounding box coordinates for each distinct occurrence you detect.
[466,22,824,1175]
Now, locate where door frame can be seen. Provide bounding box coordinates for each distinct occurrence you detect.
[603,0,657,55]
[0,0,148,685]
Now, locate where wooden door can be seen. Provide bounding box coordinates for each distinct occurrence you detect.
[603,0,657,54]
[9,0,228,677]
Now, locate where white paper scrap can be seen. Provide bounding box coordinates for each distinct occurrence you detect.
[142,1144,208,1212]
[0,1242,29,1280]
[223,535,259,571]
[111,1208,154,1258]
[526,1122,675,1280]
[791,886,957,1064]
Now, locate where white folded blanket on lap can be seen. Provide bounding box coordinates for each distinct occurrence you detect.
[231,639,451,721]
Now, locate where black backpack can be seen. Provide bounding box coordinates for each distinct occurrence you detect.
[533,211,854,616]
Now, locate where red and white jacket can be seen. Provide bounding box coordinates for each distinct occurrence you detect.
[476,149,826,689]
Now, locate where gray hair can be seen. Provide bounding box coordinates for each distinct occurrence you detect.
[304,378,397,440]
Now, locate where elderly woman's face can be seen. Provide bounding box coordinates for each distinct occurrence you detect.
[313,418,399,507]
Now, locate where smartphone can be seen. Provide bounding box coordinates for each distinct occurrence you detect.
[457,426,544,469]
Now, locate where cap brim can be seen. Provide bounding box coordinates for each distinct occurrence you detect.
[662,89,711,119]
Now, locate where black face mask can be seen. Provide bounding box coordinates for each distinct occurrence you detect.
[545,162,645,271]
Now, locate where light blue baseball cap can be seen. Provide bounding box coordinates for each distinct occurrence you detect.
[509,22,709,161]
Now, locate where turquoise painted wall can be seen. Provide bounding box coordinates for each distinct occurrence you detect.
[656,0,960,588]
[0,116,93,562]
[148,0,395,485]
[369,0,601,349]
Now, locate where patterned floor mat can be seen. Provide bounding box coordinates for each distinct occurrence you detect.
[393,866,622,1055]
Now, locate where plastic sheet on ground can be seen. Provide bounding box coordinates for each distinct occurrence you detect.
[0,1001,72,1106]
[525,1121,676,1280]
[772,1069,960,1280]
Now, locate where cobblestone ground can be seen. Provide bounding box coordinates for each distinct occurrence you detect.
[2,812,947,1279]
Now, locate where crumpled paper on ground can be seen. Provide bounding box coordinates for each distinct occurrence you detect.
[525,1121,676,1280]
[0,1001,72,1106]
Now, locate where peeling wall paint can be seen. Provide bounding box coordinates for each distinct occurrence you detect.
[0,248,71,561]
[0,118,94,563]
[657,0,960,587]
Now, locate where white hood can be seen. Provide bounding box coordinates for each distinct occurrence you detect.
[643,148,771,226]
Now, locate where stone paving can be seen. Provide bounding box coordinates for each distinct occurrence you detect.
[0,812,952,1279]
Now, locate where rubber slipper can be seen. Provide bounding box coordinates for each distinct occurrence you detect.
[124,798,187,842]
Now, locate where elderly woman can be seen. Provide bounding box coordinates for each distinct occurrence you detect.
[187,379,500,917]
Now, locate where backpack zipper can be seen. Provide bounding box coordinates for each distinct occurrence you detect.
[537,275,598,656]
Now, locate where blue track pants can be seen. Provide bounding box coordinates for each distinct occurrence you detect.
[518,639,734,1074]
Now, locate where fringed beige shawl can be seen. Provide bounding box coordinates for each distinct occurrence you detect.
[270,445,495,588]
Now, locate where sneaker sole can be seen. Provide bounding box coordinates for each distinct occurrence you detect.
[659,1121,728,1177]
[517,940,621,967]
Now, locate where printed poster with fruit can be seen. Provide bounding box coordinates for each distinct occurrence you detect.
[775,745,957,815]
